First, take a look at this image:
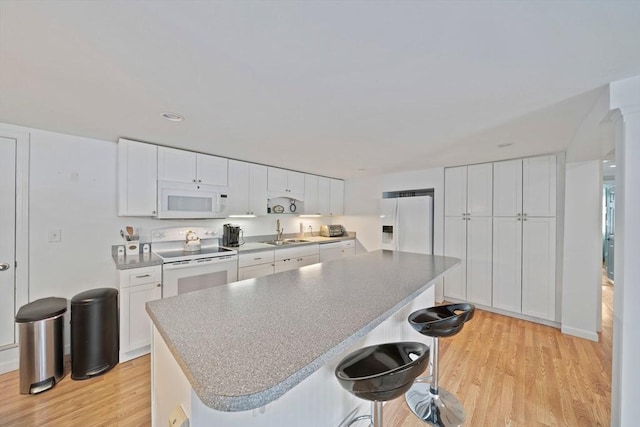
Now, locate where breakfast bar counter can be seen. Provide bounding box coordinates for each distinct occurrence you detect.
[146,250,459,426]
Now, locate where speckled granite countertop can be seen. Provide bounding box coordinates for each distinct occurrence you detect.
[112,252,163,270]
[146,250,459,412]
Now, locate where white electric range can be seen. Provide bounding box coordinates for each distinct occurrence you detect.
[151,227,238,298]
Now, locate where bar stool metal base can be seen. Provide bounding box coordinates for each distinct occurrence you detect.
[405,382,465,427]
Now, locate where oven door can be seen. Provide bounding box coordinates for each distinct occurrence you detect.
[162,255,238,298]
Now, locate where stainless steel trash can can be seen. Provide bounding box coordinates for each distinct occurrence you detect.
[15,297,68,394]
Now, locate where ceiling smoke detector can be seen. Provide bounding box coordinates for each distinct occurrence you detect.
[161,112,184,122]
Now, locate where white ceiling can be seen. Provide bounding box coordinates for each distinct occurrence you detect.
[1,1,638,179]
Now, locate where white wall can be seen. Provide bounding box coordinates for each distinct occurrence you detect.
[610,75,640,427]
[560,160,602,341]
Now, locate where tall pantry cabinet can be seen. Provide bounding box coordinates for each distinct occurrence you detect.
[444,154,558,323]
[493,156,557,320]
[444,163,493,306]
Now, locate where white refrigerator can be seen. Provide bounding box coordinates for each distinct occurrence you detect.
[380,195,434,254]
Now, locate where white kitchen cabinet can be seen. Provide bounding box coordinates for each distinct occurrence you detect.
[492,217,523,313]
[318,177,331,215]
[329,178,345,216]
[465,217,493,306]
[303,174,319,214]
[158,146,228,186]
[493,155,556,218]
[228,160,268,216]
[443,216,467,300]
[319,240,356,262]
[274,244,320,273]
[521,217,556,320]
[118,265,162,362]
[443,163,492,304]
[268,167,305,200]
[238,249,275,280]
[117,138,158,217]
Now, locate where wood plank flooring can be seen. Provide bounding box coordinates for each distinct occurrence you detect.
[1,285,613,426]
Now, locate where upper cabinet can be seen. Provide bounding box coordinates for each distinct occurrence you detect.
[228,160,268,216]
[117,138,158,217]
[494,155,556,217]
[329,178,344,216]
[303,174,319,214]
[158,147,228,186]
[267,167,305,200]
[444,163,492,217]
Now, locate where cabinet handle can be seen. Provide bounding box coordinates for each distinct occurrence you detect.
[517,218,521,221]
[152,210,157,215]
[198,179,202,183]
[523,218,528,221]
[192,179,196,182]
[135,274,151,278]
[156,284,161,287]
[254,257,263,260]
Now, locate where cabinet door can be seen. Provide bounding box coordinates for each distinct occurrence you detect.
[304,174,319,214]
[196,154,228,186]
[122,282,162,353]
[444,166,467,217]
[274,258,297,273]
[248,164,268,215]
[522,217,556,320]
[288,171,305,197]
[267,167,288,193]
[117,139,158,216]
[329,178,344,215]
[228,160,250,215]
[467,163,493,216]
[297,254,320,268]
[465,216,492,306]
[238,263,274,280]
[317,177,331,215]
[157,146,197,183]
[493,159,523,217]
[523,155,556,217]
[492,217,522,313]
[443,216,467,299]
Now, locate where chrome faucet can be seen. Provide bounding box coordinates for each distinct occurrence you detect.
[276,219,284,241]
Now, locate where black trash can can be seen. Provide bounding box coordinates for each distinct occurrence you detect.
[15,297,67,394]
[70,288,118,380]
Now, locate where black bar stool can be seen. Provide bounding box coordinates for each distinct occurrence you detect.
[335,341,430,427]
[405,303,475,426]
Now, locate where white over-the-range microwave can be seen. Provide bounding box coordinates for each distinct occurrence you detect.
[157,180,229,219]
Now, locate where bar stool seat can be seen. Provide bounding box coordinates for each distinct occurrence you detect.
[336,341,430,427]
[405,303,475,427]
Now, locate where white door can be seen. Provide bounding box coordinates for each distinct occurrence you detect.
[443,216,467,300]
[466,163,493,216]
[492,217,522,313]
[444,166,467,217]
[523,155,556,217]
[248,163,268,215]
[157,146,197,183]
[493,159,523,217]
[466,216,492,306]
[329,178,344,215]
[0,137,16,347]
[522,217,556,320]
[196,154,228,186]
[397,196,433,254]
[228,160,251,215]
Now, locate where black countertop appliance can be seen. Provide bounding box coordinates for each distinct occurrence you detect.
[222,224,241,247]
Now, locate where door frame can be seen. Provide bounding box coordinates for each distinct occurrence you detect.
[0,125,30,370]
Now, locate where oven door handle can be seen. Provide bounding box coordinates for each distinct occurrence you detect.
[163,256,238,271]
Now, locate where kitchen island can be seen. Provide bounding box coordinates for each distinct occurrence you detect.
[146,250,459,427]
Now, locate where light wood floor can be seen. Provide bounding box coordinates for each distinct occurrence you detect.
[1,285,613,427]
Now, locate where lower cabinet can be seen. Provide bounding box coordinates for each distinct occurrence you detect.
[319,240,356,262]
[274,244,320,273]
[238,250,275,280]
[492,217,556,321]
[118,265,162,362]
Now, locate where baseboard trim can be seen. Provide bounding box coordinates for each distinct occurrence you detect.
[561,325,599,342]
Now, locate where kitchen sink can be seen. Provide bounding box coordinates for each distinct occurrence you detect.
[262,239,310,245]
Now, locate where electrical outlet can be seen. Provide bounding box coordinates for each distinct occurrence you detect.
[48,229,62,242]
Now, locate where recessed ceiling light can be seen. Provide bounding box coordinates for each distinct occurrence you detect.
[497,143,514,148]
[161,112,184,122]
[603,160,610,163]
[609,164,616,168]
